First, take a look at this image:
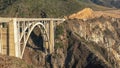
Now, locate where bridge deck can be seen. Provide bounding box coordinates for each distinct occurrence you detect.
[0,18,65,22]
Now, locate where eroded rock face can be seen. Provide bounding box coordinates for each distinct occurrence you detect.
[51,28,113,68]
[64,34,111,68]
[22,16,120,68]
[65,16,120,68]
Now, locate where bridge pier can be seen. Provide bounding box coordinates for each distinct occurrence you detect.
[49,20,54,53]
[0,23,8,55]
[8,19,21,57]
[8,20,16,56]
[13,19,21,57]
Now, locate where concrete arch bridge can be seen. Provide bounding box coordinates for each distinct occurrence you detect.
[0,18,65,58]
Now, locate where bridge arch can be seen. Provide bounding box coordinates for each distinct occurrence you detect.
[20,22,49,58]
[0,18,65,58]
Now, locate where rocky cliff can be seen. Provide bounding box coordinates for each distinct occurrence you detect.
[0,8,120,68]
[20,12,120,68]
[63,17,120,68]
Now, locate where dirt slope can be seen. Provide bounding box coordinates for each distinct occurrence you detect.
[69,8,120,19]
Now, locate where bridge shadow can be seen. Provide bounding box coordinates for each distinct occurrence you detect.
[26,30,45,52]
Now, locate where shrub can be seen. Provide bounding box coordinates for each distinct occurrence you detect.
[54,41,63,49]
[55,24,64,39]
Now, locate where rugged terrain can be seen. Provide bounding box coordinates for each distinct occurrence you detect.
[0,0,114,18]
[19,8,120,68]
[68,8,120,19]
[1,14,120,68]
[0,0,120,68]
[0,54,35,68]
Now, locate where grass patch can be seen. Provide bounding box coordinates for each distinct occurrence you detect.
[55,41,64,49]
[55,24,64,39]
[0,0,112,17]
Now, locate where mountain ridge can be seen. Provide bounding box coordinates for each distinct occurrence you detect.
[90,0,120,8]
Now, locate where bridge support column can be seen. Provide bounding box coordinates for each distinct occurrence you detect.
[49,20,54,53]
[8,19,16,56]
[0,26,2,53]
[9,19,20,57]
[0,23,7,55]
[13,19,20,57]
[0,29,1,53]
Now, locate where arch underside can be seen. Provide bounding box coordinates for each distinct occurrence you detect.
[20,22,49,58]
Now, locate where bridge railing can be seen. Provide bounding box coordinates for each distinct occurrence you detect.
[0,18,65,22]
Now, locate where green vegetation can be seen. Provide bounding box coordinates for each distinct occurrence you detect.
[54,24,65,50]
[0,0,17,10]
[90,0,120,8]
[0,0,82,17]
[55,24,64,39]
[0,0,112,18]
[54,41,64,49]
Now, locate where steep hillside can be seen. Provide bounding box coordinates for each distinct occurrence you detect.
[1,15,120,68]
[90,0,120,8]
[21,14,120,68]
[0,0,112,18]
[0,0,120,68]
[61,17,120,67]
[0,54,35,68]
[69,8,120,19]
